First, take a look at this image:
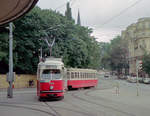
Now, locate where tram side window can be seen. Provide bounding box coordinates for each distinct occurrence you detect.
[80,72,82,79]
[94,73,96,79]
[90,73,92,78]
[92,73,94,79]
[78,72,80,79]
[85,73,87,79]
[79,72,81,79]
[71,72,74,79]
[82,73,84,79]
[67,72,70,79]
[93,73,95,79]
[92,73,94,78]
[75,72,78,79]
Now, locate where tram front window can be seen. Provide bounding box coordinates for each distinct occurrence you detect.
[41,69,61,80]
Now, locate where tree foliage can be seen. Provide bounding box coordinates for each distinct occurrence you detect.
[65,2,72,21]
[0,7,100,74]
[99,36,129,73]
[142,53,150,76]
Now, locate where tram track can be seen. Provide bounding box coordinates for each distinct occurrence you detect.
[0,103,55,116]
[44,102,62,116]
[0,101,46,107]
[61,99,97,116]
[0,100,96,116]
[70,87,136,116]
[43,99,97,116]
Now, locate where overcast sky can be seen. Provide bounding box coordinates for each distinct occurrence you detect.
[37,0,150,42]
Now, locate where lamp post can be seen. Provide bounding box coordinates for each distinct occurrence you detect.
[7,22,14,98]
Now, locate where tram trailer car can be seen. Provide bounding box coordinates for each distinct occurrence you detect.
[66,68,98,90]
[37,58,65,100]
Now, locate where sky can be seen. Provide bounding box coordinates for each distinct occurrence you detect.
[37,0,150,42]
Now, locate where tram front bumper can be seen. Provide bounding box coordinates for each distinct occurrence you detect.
[40,90,64,98]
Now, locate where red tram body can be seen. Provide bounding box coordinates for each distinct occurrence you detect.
[37,58,65,100]
[67,69,98,90]
[37,58,98,100]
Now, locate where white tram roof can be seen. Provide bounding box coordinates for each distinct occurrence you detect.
[38,57,64,69]
[67,68,97,73]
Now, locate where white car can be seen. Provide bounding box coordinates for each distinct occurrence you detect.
[104,72,110,78]
[127,76,137,83]
[143,78,150,84]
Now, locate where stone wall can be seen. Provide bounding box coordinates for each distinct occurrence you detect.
[0,74,37,89]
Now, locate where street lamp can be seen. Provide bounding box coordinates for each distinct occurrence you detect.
[7,22,14,98]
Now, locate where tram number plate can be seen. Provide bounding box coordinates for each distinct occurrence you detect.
[48,94,54,97]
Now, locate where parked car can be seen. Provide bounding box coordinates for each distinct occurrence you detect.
[119,75,128,80]
[143,78,150,84]
[104,72,110,78]
[127,76,137,83]
[138,77,144,83]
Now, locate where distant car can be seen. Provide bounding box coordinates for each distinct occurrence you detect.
[143,78,150,84]
[119,75,127,80]
[127,76,137,83]
[104,72,109,78]
[138,77,143,83]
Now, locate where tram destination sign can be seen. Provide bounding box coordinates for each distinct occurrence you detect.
[45,65,57,69]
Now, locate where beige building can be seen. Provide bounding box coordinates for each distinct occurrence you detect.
[121,18,150,76]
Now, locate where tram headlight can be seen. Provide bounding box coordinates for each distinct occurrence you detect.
[50,86,54,90]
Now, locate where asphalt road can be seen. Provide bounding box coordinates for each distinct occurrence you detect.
[0,75,150,116]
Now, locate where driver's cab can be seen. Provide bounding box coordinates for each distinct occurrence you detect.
[37,57,65,81]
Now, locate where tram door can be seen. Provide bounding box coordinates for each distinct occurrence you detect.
[63,68,68,90]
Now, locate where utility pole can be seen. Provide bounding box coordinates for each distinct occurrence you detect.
[7,22,14,98]
[136,65,139,96]
[136,60,142,96]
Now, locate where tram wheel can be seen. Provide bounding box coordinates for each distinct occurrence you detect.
[68,86,72,90]
[38,97,42,102]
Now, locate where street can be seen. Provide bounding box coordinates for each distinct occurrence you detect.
[0,75,150,116]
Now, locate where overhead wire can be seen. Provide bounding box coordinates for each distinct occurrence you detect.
[71,0,77,7]
[95,0,143,29]
[54,0,143,31]
[55,0,75,10]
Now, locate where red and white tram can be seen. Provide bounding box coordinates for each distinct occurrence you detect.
[37,57,98,100]
[67,68,98,90]
[37,57,65,100]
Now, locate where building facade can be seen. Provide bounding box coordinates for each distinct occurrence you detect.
[121,18,150,76]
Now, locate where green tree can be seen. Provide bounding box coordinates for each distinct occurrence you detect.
[142,53,150,77]
[65,2,72,20]
[99,36,129,74]
[0,6,101,74]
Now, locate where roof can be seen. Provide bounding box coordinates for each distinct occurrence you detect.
[67,68,97,73]
[0,0,38,25]
[38,58,64,67]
